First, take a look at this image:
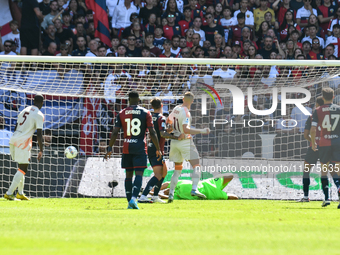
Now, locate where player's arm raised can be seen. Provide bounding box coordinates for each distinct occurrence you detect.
[149,127,162,160]
[36,129,43,161]
[104,127,120,160]
[182,124,210,135]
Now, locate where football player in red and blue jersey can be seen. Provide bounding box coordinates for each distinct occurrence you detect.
[298,96,324,202]
[104,91,162,209]
[139,98,184,203]
[311,87,340,208]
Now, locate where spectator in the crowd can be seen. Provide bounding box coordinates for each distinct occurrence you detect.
[111,0,139,36]
[144,13,157,34]
[258,36,278,59]
[116,44,127,57]
[180,47,192,57]
[246,44,257,59]
[290,0,304,11]
[61,10,73,29]
[192,17,206,44]
[39,0,51,15]
[190,64,214,85]
[159,39,177,57]
[107,36,120,55]
[302,24,325,48]
[219,7,237,43]
[54,19,74,47]
[184,28,193,47]
[264,11,279,31]
[72,36,88,56]
[170,35,181,55]
[285,39,295,59]
[56,43,71,56]
[233,0,254,29]
[302,40,311,57]
[317,0,336,32]
[41,0,59,30]
[327,7,340,36]
[126,35,142,57]
[273,0,291,25]
[214,33,224,56]
[256,21,271,46]
[67,0,87,17]
[20,0,44,55]
[162,0,184,23]
[0,40,16,55]
[203,13,224,44]
[178,7,193,37]
[279,9,301,41]
[324,43,335,59]
[289,29,302,48]
[308,14,325,38]
[163,12,182,40]
[0,115,13,155]
[307,37,323,59]
[97,45,107,57]
[143,33,160,57]
[229,12,247,44]
[207,45,218,58]
[42,42,57,56]
[179,36,187,48]
[254,0,275,31]
[86,20,95,40]
[325,24,340,57]
[191,33,202,54]
[188,0,203,19]
[1,20,21,54]
[296,0,317,28]
[139,0,161,25]
[85,39,98,56]
[232,41,242,58]
[154,25,166,51]
[141,46,152,57]
[43,24,61,51]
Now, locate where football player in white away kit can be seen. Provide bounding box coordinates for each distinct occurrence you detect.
[167,92,210,202]
[4,94,44,201]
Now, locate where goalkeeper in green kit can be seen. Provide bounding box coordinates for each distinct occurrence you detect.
[149,175,238,200]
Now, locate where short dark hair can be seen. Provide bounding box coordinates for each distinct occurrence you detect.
[142,46,150,52]
[184,7,191,12]
[316,96,324,107]
[172,35,180,40]
[150,98,162,109]
[145,32,154,38]
[308,24,317,30]
[237,12,245,19]
[333,24,340,29]
[4,40,14,46]
[322,87,334,101]
[129,91,139,99]
[117,44,126,49]
[163,39,172,45]
[34,94,44,104]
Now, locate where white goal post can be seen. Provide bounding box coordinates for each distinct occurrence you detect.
[1,55,340,200]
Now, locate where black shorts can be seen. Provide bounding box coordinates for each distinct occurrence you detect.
[121,153,147,171]
[319,138,340,164]
[304,147,318,165]
[148,153,164,167]
[20,27,40,50]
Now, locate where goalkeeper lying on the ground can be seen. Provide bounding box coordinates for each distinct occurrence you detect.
[150,175,238,200]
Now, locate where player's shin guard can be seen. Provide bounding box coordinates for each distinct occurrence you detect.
[7,169,25,195]
[132,175,143,200]
[142,176,158,197]
[153,177,164,196]
[170,165,182,195]
[303,171,310,198]
[191,164,201,190]
[321,176,329,201]
[17,176,25,195]
[125,178,133,202]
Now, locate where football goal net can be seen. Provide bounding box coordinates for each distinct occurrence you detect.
[0,55,339,200]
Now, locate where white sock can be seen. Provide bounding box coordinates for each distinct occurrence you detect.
[191,168,200,190]
[304,196,308,199]
[18,176,25,195]
[170,170,182,195]
[140,195,146,199]
[7,171,24,195]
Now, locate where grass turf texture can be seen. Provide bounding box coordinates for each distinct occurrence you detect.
[1,199,340,255]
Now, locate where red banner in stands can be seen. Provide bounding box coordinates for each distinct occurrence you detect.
[85,0,112,47]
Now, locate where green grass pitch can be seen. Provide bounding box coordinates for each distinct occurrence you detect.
[1,198,340,255]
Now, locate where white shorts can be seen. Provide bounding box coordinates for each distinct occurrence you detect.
[169,139,200,163]
[10,144,30,164]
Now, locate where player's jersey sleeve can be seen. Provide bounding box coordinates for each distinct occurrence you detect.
[146,111,154,128]
[198,178,229,200]
[305,115,312,131]
[114,112,122,128]
[36,112,44,130]
[311,109,319,127]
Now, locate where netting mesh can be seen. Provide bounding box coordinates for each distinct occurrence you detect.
[1,57,340,200]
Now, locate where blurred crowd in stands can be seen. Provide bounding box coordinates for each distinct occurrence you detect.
[1,0,340,60]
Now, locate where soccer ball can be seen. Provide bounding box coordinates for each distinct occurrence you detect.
[64,146,78,159]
